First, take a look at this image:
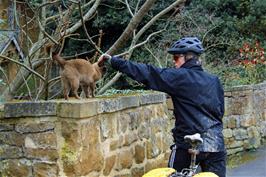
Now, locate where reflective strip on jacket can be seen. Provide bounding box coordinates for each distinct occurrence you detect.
[110,56,225,152]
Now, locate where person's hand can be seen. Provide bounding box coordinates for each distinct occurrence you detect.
[98,53,112,66]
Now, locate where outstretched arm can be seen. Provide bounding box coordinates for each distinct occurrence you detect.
[98,54,184,95]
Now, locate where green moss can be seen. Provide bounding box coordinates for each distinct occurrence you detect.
[0,161,11,177]
[60,143,78,165]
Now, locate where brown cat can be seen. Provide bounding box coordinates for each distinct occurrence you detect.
[52,53,105,100]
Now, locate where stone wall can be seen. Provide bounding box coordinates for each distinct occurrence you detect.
[0,92,173,177]
[0,83,265,177]
[223,83,266,155]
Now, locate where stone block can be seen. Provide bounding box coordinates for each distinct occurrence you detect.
[223,128,233,138]
[25,132,57,149]
[0,145,23,159]
[128,111,141,131]
[124,132,137,146]
[103,155,116,176]
[0,123,14,131]
[223,116,237,128]
[229,140,243,148]
[240,114,256,127]
[166,98,174,110]
[233,129,248,140]
[224,91,232,97]
[110,139,119,151]
[100,114,116,142]
[144,155,166,174]
[4,101,57,118]
[25,148,59,161]
[0,131,24,146]
[224,97,230,116]
[140,92,166,105]
[135,143,145,164]
[33,162,58,177]
[80,118,100,147]
[132,167,144,177]
[117,112,130,134]
[58,100,98,118]
[61,120,80,148]
[247,127,260,142]
[118,149,133,169]
[151,119,164,134]
[113,173,131,177]
[15,122,55,133]
[138,123,151,140]
[0,159,32,177]
[260,121,266,137]
[229,85,253,92]
[141,107,153,122]
[229,96,253,115]
[227,147,244,155]
[63,118,104,176]
[77,146,104,176]
[119,96,140,110]
[146,137,160,159]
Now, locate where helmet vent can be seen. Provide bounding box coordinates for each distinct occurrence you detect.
[186,41,194,44]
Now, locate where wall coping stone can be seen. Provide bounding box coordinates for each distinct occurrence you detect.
[1,92,166,119]
[3,101,58,118]
[224,82,266,92]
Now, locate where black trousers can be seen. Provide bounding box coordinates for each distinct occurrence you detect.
[168,145,226,177]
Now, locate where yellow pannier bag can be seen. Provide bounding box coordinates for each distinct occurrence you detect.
[142,168,176,177]
[194,172,219,177]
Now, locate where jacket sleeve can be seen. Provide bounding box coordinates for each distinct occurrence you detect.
[110,56,185,95]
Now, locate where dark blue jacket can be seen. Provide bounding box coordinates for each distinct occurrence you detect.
[110,56,225,152]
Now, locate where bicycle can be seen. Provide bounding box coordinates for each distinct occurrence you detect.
[142,133,218,177]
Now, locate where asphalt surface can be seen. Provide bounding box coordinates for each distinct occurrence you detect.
[226,147,266,177]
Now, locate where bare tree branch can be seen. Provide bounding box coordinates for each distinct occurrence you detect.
[116,30,164,57]
[125,0,134,17]
[107,0,156,55]
[0,55,45,80]
[66,0,101,34]
[145,46,162,67]
[78,1,103,54]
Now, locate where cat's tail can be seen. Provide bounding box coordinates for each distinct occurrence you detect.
[52,54,66,68]
[45,43,66,67]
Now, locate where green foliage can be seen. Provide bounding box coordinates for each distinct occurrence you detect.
[165,0,266,86]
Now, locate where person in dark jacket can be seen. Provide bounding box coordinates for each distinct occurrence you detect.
[98,37,226,177]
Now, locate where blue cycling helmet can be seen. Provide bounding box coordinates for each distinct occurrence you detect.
[167,37,204,55]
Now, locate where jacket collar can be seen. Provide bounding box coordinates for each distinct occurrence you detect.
[181,58,203,71]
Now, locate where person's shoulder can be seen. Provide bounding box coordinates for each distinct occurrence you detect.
[161,67,187,74]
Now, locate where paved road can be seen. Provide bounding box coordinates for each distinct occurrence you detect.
[227,147,266,177]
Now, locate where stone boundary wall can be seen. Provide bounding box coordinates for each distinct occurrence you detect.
[223,83,266,155]
[167,82,266,155]
[0,92,173,177]
[0,83,265,177]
